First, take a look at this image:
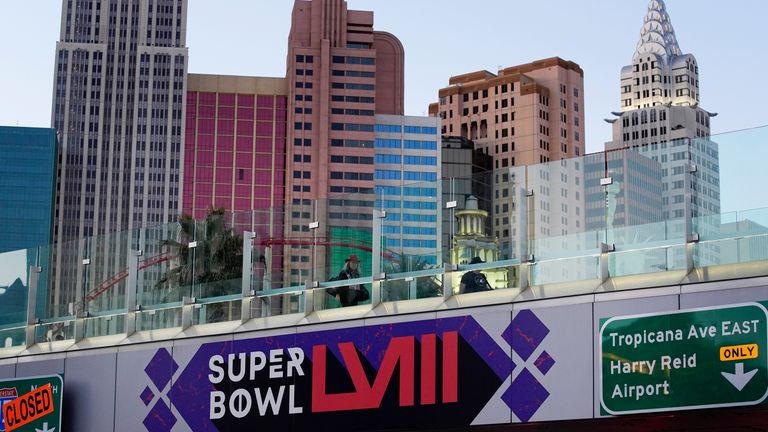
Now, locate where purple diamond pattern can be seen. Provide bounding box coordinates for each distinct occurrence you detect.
[503,369,550,422]
[534,351,555,375]
[143,399,177,432]
[504,309,549,361]
[140,386,155,406]
[144,348,178,391]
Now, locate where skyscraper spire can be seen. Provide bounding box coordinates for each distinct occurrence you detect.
[633,0,682,62]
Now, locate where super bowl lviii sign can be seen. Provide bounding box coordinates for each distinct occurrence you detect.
[137,313,557,431]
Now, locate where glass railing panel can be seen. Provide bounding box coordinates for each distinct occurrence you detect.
[186,210,244,324]
[193,297,242,325]
[611,218,686,247]
[600,147,662,247]
[33,320,74,343]
[528,155,593,242]
[48,236,84,321]
[240,209,275,290]
[310,194,374,311]
[522,152,602,289]
[443,170,510,275]
[32,244,51,340]
[254,286,306,317]
[381,268,444,301]
[315,276,372,310]
[694,211,737,241]
[609,219,688,277]
[244,205,301,318]
[84,313,125,338]
[442,170,494,263]
[530,255,600,287]
[378,179,443,302]
[738,208,768,234]
[690,135,721,220]
[505,165,528,264]
[0,325,26,349]
[533,230,601,261]
[454,260,520,294]
[81,229,132,338]
[693,207,768,267]
[136,305,182,332]
[233,208,287,316]
[610,244,687,277]
[0,247,34,347]
[712,127,768,215]
[135,220,186,331]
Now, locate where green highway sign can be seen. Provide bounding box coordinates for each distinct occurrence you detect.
[600,303,768,415]
[0,375,63,432]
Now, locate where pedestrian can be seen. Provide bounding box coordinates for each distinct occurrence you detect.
[327,254,370,306]
[460,256,493,293]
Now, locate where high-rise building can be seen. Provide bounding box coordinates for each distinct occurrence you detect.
[184,74,288,219]
[51,0,188,309]
[284,0,404,286]
[184,74,288,296]
[441,136,493,262]
[0,127,58,253]
[374,114,442,277]
[605,0,720,221]
[0,126,58,324]
[584,149,663,231]
[429,57,586,259]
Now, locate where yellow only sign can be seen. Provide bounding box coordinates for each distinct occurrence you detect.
[720,344,759,361]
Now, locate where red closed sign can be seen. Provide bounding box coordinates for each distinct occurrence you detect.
[2,384,54,432]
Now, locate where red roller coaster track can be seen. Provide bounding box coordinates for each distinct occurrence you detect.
[81,237,394,304]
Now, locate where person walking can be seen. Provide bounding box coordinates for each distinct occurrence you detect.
[328,254,370,306]
[460,256,493,293]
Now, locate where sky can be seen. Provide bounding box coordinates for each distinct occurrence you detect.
[1,1,767,150]
[0,1,766,286]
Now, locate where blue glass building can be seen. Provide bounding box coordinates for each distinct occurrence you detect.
[0,126,57,331]
[0,126,58,253]
[374,115,442,300]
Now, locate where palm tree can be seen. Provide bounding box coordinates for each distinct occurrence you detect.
[156,208,243,322]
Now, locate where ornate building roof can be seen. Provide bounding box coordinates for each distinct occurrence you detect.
[633,0,682,63]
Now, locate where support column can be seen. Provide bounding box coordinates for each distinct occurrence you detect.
[241,232,255,323]
[518,187,533,290]
[181,296,195,329]
[25,265,42,348]
[124,250,141,336]
[371,209,386,307]
[685,162,699,272]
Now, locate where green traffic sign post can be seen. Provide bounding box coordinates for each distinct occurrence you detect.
[600,303,768,415]
[0,375,63,432]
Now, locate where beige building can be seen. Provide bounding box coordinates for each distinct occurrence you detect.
[605,0,720,221]
[429,57,586,259]
[284,0,405,288]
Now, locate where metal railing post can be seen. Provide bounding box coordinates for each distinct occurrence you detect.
[25,265,42,348]
[241,232,255,323]
[181,296,195,329]
[371,209,386,307]
[124,250,141,336]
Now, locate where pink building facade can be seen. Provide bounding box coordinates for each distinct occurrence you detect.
[184,74,288,218]
[284,0,405,284]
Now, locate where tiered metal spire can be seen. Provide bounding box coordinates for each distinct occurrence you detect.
[633,0,682,62]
